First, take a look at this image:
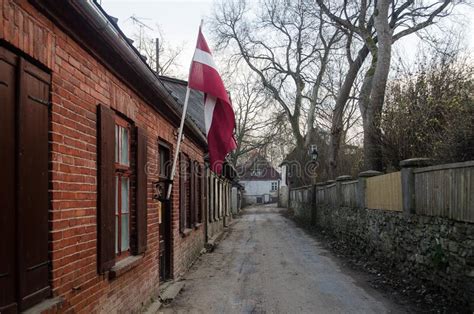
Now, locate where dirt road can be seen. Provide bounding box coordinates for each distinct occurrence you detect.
[162,205,404,313]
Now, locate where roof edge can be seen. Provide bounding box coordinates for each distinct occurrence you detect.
[28,0,207,147]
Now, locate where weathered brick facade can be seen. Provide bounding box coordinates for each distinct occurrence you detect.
[1,0,206,312]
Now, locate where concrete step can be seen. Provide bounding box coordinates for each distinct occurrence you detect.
[143,298,162,314]
[159,280,185,304]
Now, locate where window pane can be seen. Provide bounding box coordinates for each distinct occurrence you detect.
[115,215,118,254]
[121,127,129,165]
[159,149,167,177]
[121,177,129,214]
[121,214,129,251]
[115,176,119,214]
[115,125,119,163]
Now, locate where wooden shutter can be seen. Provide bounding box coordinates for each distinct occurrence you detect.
[209,174,213,222]
[206,169,214,222]
[17,58,51,310]
[201,165,206,224]
[179,153,185,232]
[135,127,148,254]
[216,178,222,220]
[213,177,217,221]
[0,47,18,313]
[190,161,195,227]
[195,163,201,223]
[98,104,116,273]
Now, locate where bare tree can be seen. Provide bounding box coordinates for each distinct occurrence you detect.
[129,24,185,77]
[211,0,341,153]
[227,72,276,166]
[327,35,369,177]
[316,0,458,171]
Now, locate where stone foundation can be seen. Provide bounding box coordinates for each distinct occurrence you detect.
[311,205,474,307]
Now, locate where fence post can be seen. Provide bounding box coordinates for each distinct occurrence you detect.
[336,175,353,207]
[400,158,432,215]
[311,185,317,225]
[325,180,336,206]
[357,170,382,208]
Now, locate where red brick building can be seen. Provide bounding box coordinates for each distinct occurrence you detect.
[160,76,238,244]
[0,0,220,312]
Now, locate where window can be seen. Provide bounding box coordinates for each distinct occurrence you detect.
[158,142,172,281]
[98,105,148,274]
[271,182,278,191]
[213,176,218,220]
[208,172,215,223]
[159,143,170,178]
[180,156,204,231]
[115,118,131,256]
[217,179,221,219]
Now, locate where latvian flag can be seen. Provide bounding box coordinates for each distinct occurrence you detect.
[188,26,237,174]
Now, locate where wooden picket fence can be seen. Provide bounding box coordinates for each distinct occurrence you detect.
[289,160,474,223]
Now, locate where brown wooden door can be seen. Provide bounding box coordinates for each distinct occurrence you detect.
[0,44,19,314]
[158,143,172,281]
[0,46,51,312]
[17,58,51,310]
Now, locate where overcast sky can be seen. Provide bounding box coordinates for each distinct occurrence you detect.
[100,0,474,79]
[100,0,214,78]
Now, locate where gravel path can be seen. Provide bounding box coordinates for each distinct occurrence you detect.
[161,204,405,314]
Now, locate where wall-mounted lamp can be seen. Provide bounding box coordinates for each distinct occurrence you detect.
[308,144,318,162]
[173,129,185,142]
[153,178,173,202]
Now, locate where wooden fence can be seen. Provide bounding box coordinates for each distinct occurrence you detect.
[326,183,337,207]
[341,180,358,208]
[414,161,474,222]
[289,185,313,220]
[366,172,402,212]
[288,159,474,223]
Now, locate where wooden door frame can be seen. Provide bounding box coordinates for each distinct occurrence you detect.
[158,141,172,281]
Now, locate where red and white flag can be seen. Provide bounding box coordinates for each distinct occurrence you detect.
[188,26,237,174]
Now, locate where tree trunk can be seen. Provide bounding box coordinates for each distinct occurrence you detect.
[361,0,393,171]
[328,46,369,178]
[359,57,376,170]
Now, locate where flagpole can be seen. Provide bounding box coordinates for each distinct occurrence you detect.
[165,19,203,200]
[166,87,191,200]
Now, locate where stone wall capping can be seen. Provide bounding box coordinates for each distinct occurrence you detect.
[400,158,432,168]
[358,170,382,178]
[325,180,336,185]
[316,182,328,186]
[336,175,353,181]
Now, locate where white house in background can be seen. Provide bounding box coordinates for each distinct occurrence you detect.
[238,154,281,205]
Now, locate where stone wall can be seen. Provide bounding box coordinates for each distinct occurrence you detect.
[312,205,474,306]
[289,160,474,308]
[289,187,313,222]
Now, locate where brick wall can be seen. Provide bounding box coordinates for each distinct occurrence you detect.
[1,0,205,311]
